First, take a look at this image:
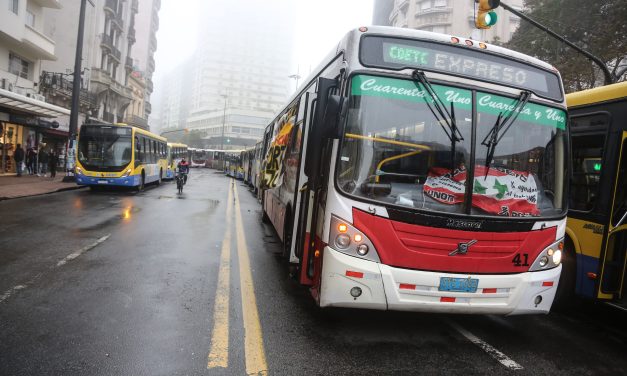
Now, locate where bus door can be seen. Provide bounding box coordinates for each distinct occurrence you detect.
[600,132,627,302]
[294,78,340,291]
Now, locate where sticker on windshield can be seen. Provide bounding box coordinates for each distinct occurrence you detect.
[424,165,539,217]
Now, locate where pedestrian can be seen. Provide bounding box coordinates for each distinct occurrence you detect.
[48,150,58,178]
[26,148,36,175]
[39,147,48,176]
[13,144,24,177]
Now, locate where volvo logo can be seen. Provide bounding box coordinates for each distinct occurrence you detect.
[449,239,477,256]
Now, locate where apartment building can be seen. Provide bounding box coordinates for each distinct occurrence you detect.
[385,0,523,43]
[159,0,293,150]
[131,0,160,120]
[0,0,70,175]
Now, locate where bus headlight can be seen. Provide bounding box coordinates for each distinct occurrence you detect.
[121,168,132,177]
[330,216,380,263]
[529,239,564,271]
[75,166,82,175]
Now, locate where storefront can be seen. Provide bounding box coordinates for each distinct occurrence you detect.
[0,88,70,175]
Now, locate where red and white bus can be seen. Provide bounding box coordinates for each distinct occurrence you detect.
[259,26,568,315]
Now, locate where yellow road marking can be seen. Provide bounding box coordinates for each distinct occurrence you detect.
[207,182,233,369]
[234,183,269,375]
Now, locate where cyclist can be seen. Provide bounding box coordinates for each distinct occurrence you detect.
[177,158,190,184]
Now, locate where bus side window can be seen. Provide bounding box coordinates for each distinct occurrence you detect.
[135,136,141,164]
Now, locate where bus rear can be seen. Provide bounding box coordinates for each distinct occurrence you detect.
[261,27,568,315]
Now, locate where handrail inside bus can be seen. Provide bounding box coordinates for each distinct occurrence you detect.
[345,133,431,151]
[375,149,424,183]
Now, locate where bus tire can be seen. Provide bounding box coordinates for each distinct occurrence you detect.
[553,238,577,309]
[282,210,293,260]
[137,172,145,191]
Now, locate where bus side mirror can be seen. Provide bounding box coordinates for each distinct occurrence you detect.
[322,95,345,139]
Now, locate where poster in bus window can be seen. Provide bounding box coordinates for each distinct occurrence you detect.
[423,165,540,216]
[262,106,297,189]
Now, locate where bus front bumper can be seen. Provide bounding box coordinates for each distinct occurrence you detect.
[320,247,562,315]
[76,174,139,187]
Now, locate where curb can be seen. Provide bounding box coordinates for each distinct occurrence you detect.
[0,185,87,201]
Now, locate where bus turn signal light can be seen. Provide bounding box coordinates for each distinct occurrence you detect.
[338,223,348,233]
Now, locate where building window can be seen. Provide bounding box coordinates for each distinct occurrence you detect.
[434,0,447,7]
[9,53,30,79]
[9,0,18,14]
[26,9,35,27]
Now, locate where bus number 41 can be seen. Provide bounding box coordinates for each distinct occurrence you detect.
[512,253,530,267]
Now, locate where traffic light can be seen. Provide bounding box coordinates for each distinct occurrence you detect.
[475,0,500,29]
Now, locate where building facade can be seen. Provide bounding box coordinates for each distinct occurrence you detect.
[0,0,70,175]
[387,0,523,43]
[130,0,160,120]
[159,0,293,150]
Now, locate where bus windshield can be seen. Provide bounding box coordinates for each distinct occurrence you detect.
[337,74,567,218]
[78,125,133,172]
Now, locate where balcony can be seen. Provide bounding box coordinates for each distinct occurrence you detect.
[100,33,113,50]
[23,25,56,60]
[147,55,155,73]
[30,0,62,9]
[146,78,154,93]
[416,6,453,16]
[131,0,139,13]
[145,101,152,115]
[396,0,409,11]
[103,111,115,123]
[125,56,133,70]
[125,115,148,129]
[39,71,96,109]
[104,0,117,15]
[127,27,136,43]
[150,33,158,50]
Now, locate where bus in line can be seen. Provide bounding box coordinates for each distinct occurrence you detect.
[561,81,627,309]
[166,142,188,179]
[189,148,210,168]
[258,26,568,315]
[76,122,167,190]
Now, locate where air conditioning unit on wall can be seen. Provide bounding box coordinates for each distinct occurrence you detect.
[26,93,46,102]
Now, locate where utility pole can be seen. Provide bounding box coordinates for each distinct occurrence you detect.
[220,94,227,171]
[64,0,88,182]
[500,1,614,85]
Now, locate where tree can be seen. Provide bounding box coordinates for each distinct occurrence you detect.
[504,0,627,92]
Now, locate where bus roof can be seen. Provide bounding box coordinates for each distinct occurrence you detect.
[83,122,166,142]
[566,81,627,108]
[280,26,561,119]
[167,142,188,148]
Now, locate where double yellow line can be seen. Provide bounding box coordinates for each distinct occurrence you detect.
[207,179,268,375]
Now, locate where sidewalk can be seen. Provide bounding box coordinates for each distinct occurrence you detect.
[0,174,85,200]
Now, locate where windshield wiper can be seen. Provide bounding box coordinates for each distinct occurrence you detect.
[412,70,462,171]
[480,90,531,177]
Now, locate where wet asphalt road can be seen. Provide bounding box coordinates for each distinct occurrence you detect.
[1,169,626,375]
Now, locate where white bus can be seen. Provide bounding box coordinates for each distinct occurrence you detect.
[258,26,568,315]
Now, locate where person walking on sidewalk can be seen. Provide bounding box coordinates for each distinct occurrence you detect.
[13,144,24,177]
[48,150,58,178]
[38,147,48,176]
[26,148,36,175]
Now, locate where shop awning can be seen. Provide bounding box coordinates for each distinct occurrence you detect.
[0,88,70,118]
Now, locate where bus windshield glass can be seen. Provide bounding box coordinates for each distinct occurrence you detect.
[337,74,567,218]
[78,125,133,172]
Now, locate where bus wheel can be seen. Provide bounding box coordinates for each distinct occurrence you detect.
[282,216,293,261]
[137,172,145,191]
[554,239,577,309]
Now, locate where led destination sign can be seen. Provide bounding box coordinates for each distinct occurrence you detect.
[360,36,563,101]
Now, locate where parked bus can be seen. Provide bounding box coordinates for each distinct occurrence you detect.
[561,81,627,309]
[166,142,188,179]
[242,146,256,185]
[189,148,210,167]
[258,26,568,315]
[76,122,167,190]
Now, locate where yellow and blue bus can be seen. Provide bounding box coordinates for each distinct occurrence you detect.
[166,142,188,179]
[76,122,167,190]
[561,81,627,308]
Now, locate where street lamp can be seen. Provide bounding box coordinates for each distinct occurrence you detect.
[220,94,227,171]
[288,73,301,93]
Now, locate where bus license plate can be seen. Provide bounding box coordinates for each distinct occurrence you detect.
[97,180,108,184]
[439,277,479,293]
